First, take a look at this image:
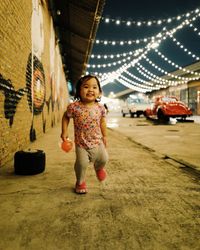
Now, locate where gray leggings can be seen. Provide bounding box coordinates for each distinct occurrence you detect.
[74,142,108,183]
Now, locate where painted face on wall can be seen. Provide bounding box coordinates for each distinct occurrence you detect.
[32,69,45,108]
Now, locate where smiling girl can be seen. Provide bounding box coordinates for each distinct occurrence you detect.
[61,75,108,194]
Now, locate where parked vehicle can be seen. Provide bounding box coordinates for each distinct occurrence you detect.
[144,96,192,121]
[121,96,151,117]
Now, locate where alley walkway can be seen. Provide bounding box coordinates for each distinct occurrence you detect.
[0,124,200,250]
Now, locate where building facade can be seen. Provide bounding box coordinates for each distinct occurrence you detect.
[0,0,69,166]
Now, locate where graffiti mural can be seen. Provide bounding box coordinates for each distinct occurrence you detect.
[0,74,27,126]
[28,0,45,140]
[32,0,44,60]
[48,20,62,127]
[26,53,45,115]
[0,0,65,143]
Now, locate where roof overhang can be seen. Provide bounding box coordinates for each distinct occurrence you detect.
[48,0,105,92]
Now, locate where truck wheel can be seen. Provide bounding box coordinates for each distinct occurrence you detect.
[14,150,45,175]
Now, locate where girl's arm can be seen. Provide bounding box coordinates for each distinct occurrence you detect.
[100,117,107,147]
[61,111,70,141]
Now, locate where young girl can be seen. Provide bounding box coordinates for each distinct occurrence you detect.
[61,75,108,194]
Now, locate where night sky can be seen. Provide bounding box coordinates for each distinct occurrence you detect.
[88,0,200,97]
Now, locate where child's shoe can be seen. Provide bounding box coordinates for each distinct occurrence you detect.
[75,181,87,194]
[96,168,107,181]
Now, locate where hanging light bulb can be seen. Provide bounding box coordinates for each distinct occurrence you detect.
[105,18,110,23]
[116,19,121,25]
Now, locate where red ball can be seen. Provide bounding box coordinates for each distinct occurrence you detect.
[61,140,73,152]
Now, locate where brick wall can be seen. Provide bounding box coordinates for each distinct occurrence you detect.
[0,0,69,166]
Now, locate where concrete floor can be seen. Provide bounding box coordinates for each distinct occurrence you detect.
[107,114,200,170]
[0,114,200,250]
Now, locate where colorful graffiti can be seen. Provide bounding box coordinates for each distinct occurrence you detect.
[0,52,61,133]
[0,51,46,131]
[0,0,65,142]
[26,53,46,115]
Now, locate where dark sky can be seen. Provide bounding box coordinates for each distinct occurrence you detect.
[88,0,200,97]
[102,0,199,18]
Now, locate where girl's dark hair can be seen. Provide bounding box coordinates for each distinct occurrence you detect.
[74,74,102,102]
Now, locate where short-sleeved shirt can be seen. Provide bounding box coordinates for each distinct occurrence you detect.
[66,101,106,149]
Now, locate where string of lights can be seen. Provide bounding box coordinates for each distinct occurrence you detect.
[140,57,200,81]
[99,48,150,86]
[101,7,199,27]
[94,11,197,46]
[119,74,153,89]
[169,34,200,61]
[89,30,200,72]
[123,70,154,86]
[88,10,200,93]
[94,36,152,46]
[135,63,186,86]
[154,49,200,76]
[90,13,200,62]
[121,72,171,91]
[121,71,189,92]
[124,68,187,86]
[87,55,132,68]
[114,77,150,93]
[189,23,200,36]
[90,51,134,59]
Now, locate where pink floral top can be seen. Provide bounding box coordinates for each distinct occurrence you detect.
[66,101,106,149]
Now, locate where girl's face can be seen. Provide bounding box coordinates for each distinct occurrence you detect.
[80,78,101,103]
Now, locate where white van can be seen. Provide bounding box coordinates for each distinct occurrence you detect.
[121,96,151,117]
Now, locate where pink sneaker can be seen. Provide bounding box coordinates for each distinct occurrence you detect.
[75,181,87,194]
[96,168,107,181]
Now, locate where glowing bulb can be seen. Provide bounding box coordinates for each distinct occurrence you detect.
[150,41,160,49]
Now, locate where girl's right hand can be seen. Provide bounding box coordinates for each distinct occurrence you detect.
[61,133,68,142]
